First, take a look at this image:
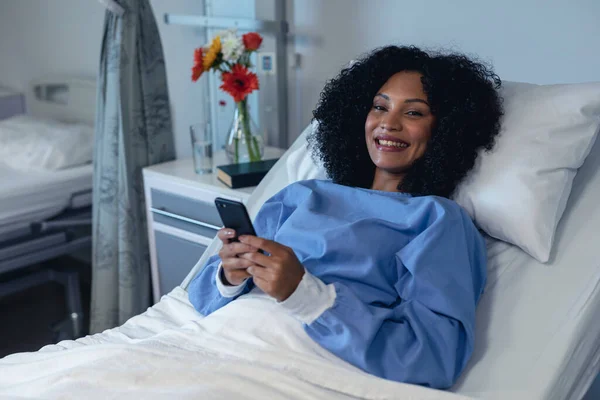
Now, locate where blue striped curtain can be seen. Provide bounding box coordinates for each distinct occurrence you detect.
[91,0,174,333]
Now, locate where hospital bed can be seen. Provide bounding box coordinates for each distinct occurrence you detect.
[187,123,600,400]
[0,78,96,339]
[1,97,599,400]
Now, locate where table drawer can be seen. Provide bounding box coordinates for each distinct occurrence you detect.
[152,211,219,239]
[150,188,223,227]
[154,230,206,296]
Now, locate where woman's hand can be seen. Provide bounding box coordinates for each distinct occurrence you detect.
[238,235,305,302]
[217,228,260,286]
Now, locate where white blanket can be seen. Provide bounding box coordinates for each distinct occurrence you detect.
[0,288,471,400]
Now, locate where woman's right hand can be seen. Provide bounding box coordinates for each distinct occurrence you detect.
[217,228,259,286]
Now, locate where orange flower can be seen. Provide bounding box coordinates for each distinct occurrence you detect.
[203,36,221,70]
[219,64,259,102]
[242,32,262,51]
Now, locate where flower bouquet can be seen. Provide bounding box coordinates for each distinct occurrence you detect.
[192,30,264,163]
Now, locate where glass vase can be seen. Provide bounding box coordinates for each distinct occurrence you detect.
[225,98,264,164]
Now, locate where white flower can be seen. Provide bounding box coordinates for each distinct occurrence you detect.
[215,28,235,38]
[219,29,244,62]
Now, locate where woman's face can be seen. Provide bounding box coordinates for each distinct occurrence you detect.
[365,71,435,175]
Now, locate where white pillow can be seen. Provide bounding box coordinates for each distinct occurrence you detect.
[453,81,600,262]
[287,81,600,262]
[286,123,327,182]
[0,115,94,171]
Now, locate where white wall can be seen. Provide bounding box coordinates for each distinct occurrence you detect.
[0,0,104,88]
[150,0,206,159]
[0,0,255,159]
[154,0,258,158]
[1,0,599,155]
[288,0,600,142]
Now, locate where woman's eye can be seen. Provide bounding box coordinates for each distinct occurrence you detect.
[406,110,423,116]
[373,105,386,111]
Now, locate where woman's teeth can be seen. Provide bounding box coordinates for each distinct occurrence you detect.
[378,139,408,148]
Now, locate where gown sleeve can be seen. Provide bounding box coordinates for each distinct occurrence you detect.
[300,206,487,389]
[187,184,299,316]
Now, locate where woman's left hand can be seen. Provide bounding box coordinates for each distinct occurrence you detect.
[237,235,304,302]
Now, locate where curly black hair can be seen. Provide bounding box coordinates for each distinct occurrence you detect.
[309,45,503,198]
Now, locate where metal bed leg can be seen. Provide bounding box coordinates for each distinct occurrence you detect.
[63,271,83,339]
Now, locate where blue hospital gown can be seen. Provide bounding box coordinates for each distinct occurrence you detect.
[188,179,487,388]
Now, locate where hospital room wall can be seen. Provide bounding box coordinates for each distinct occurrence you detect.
[0,0,103,99]
[0,0,254,160]
[1,0,599,155]
[287,0,600,144]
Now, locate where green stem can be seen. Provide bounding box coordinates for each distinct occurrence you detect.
[251,136,261,159]
[233,137,239,164]
[237,99,260,162]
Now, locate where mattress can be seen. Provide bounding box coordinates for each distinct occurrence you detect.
[0,162,93,237]
[450,135,600,399]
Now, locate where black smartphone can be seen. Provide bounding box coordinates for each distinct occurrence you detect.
[214,197,257,241]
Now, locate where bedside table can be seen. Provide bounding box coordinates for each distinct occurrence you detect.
[142,147,286,303]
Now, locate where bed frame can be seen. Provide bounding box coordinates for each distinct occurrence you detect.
[0,76,96,340]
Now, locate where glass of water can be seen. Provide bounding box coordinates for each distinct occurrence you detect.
[190,122,213,174]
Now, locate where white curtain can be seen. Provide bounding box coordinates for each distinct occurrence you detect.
[91,0,174,333]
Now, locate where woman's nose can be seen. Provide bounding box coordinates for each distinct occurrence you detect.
[380,115,402,131]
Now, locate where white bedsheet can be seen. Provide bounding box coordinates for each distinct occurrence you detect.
[0,287,471,400]
[0,162,92,235]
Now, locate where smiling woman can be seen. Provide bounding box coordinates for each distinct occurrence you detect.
[365,71,436,192]
[311,45,503,197]
[188,45,504,389]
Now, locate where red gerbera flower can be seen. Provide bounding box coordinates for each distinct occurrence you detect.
[191,65,203,82]
[193,47,203,65]
[219,64,259,102]
[242,32,263,51]
[191,48,204,82]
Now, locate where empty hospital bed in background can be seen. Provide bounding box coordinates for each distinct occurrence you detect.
[0,78,96,339]
[1,81,600,399]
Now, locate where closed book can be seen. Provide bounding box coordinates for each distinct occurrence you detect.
[216,158,279,189]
